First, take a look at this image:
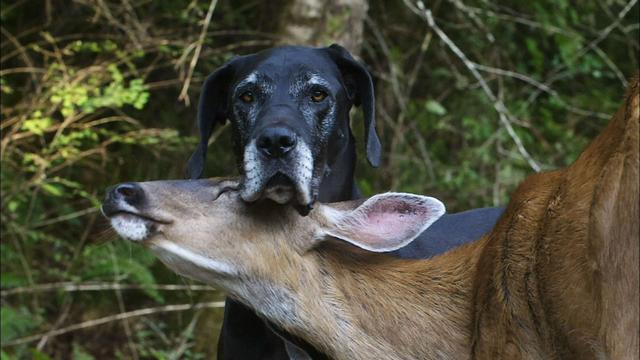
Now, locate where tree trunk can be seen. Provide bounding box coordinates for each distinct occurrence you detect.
[278,0,368,56]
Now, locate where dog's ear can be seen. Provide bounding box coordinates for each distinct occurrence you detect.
[326,44,382,168]
[186,59,238,179]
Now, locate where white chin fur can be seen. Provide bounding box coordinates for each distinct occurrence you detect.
[150,239,237,280]
[241,139,263,202]
[110,215,150,241]
[264,185,295,204]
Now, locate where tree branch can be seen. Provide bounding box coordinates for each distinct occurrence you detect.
[2,302,225,347]
[405,0,541,171]
[178,0,218,105]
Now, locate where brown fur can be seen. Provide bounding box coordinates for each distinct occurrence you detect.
[120,76,639,359]
[299,75,639,359]
[469,75,639,359]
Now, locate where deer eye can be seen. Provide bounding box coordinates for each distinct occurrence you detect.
[310,90,328,102]
[239,91,254,103]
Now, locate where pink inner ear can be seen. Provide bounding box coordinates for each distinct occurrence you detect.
[361,200,427,239]
[329,194,444,252]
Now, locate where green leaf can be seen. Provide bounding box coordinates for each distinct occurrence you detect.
[0,272,28,288]
[425,100,447,115]
[525,38,545,74]
[555,34,582,67]
[72,344,95,360]
[1,306,41,343]
[21,116,53,136]
[1,77,14,94]
[41,183,64,197]
[82,243,163,302]
[31,350,52,360]
[7,201,19,213]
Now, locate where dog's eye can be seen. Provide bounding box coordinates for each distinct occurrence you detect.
[239,91,254,103]
[310,90,328,102]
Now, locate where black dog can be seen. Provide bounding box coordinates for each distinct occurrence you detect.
[187,44,379,359]
[188,44,379,215]
[187,44,503,359]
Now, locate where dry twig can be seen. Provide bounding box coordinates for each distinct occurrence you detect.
[2,302,225,347]
[1,282,215,297]
[178,0,218,105]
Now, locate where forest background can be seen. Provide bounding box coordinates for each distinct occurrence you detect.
[1,0,638,358]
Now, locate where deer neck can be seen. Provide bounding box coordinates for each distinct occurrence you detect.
[232,236,487,360]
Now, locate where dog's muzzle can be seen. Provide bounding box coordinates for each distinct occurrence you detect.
[240,127,316,214]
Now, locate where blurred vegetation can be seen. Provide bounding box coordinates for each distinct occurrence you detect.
[1,0,637,358]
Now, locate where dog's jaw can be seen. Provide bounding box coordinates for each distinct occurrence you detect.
[240,139,264,203]
[240,140,315,209]
[291,140,314,206]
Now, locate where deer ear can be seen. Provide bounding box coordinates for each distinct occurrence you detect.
[319,193,445,252]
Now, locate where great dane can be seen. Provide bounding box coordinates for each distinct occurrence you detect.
[187,44,503,359]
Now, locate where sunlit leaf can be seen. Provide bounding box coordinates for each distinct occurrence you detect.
[425,100,447,116]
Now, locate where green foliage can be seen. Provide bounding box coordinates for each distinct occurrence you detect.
[82,243,164,303]
[425,100,447,116]
[362,0,637,210]
[49,64,149,117]
[30,350,52,360]
[0,306,42,344]
[1,1,204,357]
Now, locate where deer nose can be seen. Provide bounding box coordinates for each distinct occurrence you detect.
[108,182,144,207]
[256,126,297,158]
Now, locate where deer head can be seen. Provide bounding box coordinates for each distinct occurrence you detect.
[101,178,446,358]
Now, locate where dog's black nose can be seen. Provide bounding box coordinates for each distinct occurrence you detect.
[256,127,297,158]
[106,183,144,208]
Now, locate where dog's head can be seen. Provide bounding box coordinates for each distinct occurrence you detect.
[187,44,381,212]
